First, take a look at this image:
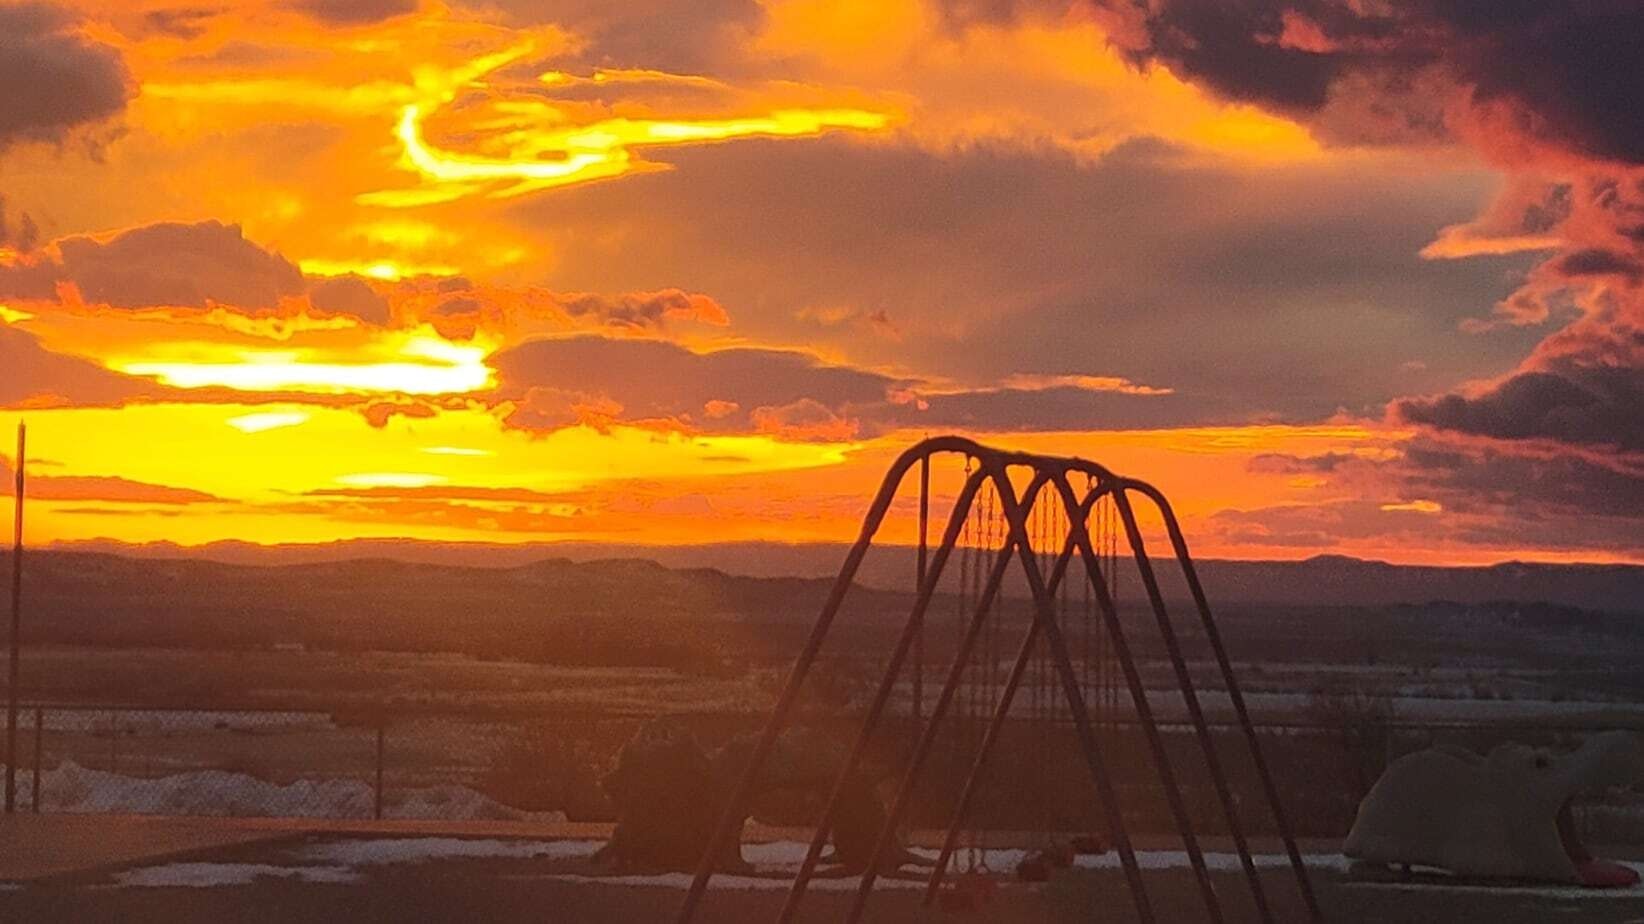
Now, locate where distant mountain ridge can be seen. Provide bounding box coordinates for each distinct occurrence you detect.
[40,539,1644,612]
[3,550,897,661]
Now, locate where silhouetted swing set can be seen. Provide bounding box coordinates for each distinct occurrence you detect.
[676,436,1319,923]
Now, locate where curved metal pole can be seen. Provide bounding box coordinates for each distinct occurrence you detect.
[679,439,969,920]
[991,470,1154,924]
[1129,481,1321,920]
[847,469,1155,924]
[773,466,987,923]
[922,478,1099,904]
[842,469,1058,920]
[921,474,1229,924]
[1113,484,1272,923]
[1042,474,1226,921]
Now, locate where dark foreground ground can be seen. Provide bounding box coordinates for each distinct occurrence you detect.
[3,835,1642,924]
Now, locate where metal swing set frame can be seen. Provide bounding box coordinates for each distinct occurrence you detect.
[676,436,1320,923]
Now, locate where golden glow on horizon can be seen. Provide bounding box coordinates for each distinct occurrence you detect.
[0,403,868,547]
[0,400,1626,564]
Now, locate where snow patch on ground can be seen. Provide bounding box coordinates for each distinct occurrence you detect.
[112,863,360,888]
[109,839,604,890]
[101,838,1642,902]
[1073,849,1354,874]
[532,847,1357,891]
[1342,861,1644,901]
[549,872,937,891]
[738,842,1351,874]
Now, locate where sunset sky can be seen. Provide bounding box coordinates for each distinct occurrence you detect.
[0,0,1639,564]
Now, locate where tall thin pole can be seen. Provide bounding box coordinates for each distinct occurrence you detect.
[6,422,25,814]
[374,718,385,821]
[31,706,42,813]
[913,454,929,719]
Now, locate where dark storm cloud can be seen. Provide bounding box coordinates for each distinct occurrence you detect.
[1094,0,1644,162]
[1104,2,1356,111]
[1451,2,1644,165]
[1395,364,1644,453]
[0,2,131,150]
[1555,248,1643,281]
[489,335,1200,437]
[1085,0,1642,547]
[1211,433,1644,553]
[514,136,1537,426]
[48,220,304,309]
[1400,437,1644,519]
[1208,492,1641,553]
[490,335,901,435]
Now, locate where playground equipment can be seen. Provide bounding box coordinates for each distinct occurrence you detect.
[676,436,1319,923]
[1346,730,1644,888]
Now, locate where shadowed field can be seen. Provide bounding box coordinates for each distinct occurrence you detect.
[4,832,1641,924]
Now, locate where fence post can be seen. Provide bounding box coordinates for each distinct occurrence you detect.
[5,422,24,815]
[374,715,385,821]
[31,705,41,813]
